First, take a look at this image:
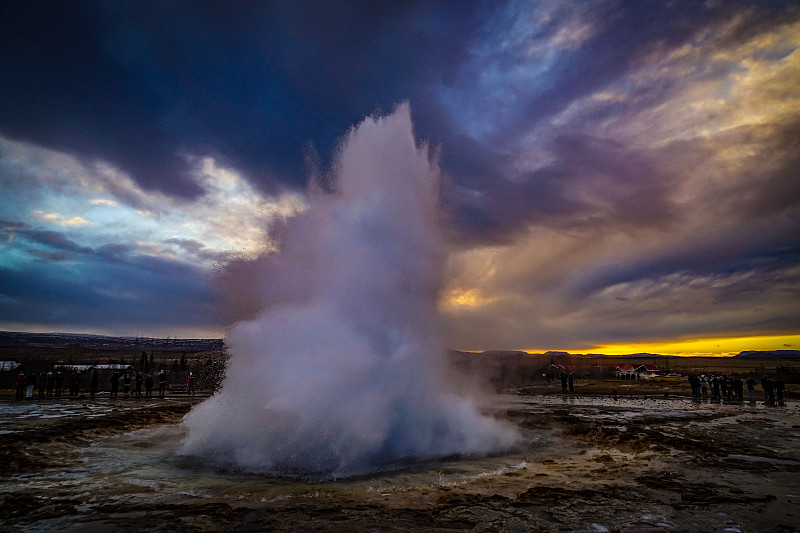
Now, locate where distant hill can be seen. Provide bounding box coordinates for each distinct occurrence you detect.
[481,350,529,357]
[734,350,800,359]
[0,331,223,352]
[527,351,669,358]
[452,350,672,358]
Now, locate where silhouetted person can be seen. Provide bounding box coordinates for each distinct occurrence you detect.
[690,375,701,398]
[135,372,143,397]
[761,376,774,405]
[762,376,774,406]
[90,370,100,399]
[123,373,131,395]
[14,372,26,401]
[110,371,120,398]
[145,373,154,397]
[775,377,785,406]
[71,371,81,396]
[158,370,166,398]
[568,373,574,393]
[746,377,756,402]
[46,372,55,397]
[54,371,64,397]
[561,372,568,393]
[38,371,46,399]
[187,372,196,396]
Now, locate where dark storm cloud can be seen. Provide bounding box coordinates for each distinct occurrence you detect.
[0,220,93,259]
[571,235,800,302]
[435,0,800,245]
[445,133,680,245]
[724,119,800,219]
[0,255,218,332]
[478,0,799,145]
[0,0,482,198]
[16,229,94,256]
[1,0,791,240]
[1,0,798,346]
[0,219,226,274]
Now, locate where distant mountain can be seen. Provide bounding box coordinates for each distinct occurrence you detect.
[606,353,667,357]
[526,351,669,358]
[734,350,800,359]
[455,350,672,358]
[452,349,800,359]
[0,331,223,352]
[481,350,529,357]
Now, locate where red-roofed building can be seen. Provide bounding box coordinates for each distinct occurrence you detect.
[615,364,659,378]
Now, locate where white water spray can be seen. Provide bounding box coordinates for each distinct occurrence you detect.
[181,104,517,477]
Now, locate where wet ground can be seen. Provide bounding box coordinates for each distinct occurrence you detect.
[1,393,799,532]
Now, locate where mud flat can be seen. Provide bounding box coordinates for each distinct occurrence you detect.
[1,393,799,532]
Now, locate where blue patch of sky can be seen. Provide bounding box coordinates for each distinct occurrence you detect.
[436,2,578,143]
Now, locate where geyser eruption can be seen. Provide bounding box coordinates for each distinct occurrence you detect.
[181,104,517,476]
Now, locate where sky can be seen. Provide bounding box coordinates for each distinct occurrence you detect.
[1,0,798,355]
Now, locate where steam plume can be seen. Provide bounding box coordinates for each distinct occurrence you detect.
[181,104,517,476]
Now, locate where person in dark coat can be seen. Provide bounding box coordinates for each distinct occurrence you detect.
[746,376,757,402]
[71,371,81,396]
[38,371,46,399]
[762,376,774,405]
[15,372,26,401]
[110,371,120,398]
[775,377,785,406]
[54,371,64,397]
[90,370,100,399]
[135,372,143,397]
[568,373,574,393]
[145,373,154,397]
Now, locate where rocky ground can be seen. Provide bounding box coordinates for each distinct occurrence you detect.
[1,389,799,532]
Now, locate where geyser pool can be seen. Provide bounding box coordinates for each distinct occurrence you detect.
[180,104,517,477]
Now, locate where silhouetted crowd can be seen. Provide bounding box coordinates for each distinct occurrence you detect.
[545,371,575,393]
[688,374,786,405]
[12,368,196,400]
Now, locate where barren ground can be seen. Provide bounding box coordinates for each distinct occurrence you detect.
[1,383,799,532]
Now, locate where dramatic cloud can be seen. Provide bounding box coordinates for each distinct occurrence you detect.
[0,136,304,335]
[439,5,800,350]
[0,1,797,350]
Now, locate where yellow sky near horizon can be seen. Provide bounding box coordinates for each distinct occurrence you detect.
[544,334,800,357]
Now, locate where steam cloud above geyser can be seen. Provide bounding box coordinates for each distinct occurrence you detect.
[181,104,517,476]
